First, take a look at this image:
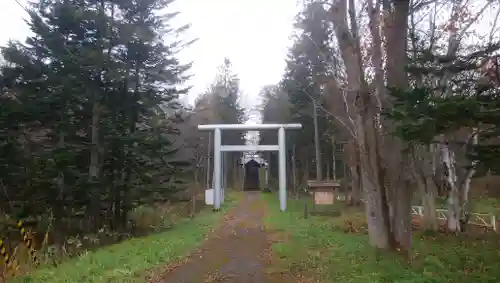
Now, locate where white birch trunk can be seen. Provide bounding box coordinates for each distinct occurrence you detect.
[442,143,461,231]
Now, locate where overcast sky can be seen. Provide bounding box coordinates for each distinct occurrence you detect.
[0,0,298,121]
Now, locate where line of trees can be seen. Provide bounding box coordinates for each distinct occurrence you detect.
[183,58,246,190]
[0,0,192,239]
[260,1,342,191]
[0,0,246,249]
[260,0,500,252]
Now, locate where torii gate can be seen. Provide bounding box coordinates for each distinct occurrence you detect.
[198,123,302,211]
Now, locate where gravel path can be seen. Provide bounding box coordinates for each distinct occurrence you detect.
[150,191,294,283]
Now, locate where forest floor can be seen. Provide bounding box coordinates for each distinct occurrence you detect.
[263,194,500,283]
[149,191,296,283]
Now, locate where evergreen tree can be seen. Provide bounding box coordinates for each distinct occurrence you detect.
[0,0,191,234]
[280,0,337,181]
[207,58,245,187]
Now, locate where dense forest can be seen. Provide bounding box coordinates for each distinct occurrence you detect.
[260,0,500,249]
[1,0,500,281]
[0,0,245,270]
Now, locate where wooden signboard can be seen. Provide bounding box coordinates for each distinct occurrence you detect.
[314,191,335,205]
[307,180,341,213]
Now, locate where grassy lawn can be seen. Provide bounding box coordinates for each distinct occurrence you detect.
[10,195,238,283]
[263,193,500,283]
[434,196,500,217]
[412,196,500,217]
[473,197,500,216]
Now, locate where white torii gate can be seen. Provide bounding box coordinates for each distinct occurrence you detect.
[198,123,302,211]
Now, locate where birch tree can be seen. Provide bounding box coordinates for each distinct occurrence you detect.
[401,0,500,232]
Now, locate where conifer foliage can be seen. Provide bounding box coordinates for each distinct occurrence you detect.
[0,0,192,234]
[260,0,340,184]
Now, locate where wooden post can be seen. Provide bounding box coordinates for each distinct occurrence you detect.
[304,202,308,219]
[326,162,331,180]
[312,191,316,212]
[332,136,337,180]
[190,195,196,218]
[194,166,199,187]
[491,215,496,231]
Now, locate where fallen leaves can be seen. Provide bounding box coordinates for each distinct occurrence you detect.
[342,220,368,234]
[204,272,230,282]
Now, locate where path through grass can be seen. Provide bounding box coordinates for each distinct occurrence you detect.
[263,193,500,283]
[10,196,237,283]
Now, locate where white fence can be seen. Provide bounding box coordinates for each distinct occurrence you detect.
[411,205,497,231]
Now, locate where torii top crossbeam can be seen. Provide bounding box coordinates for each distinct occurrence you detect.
[198,123,302,131]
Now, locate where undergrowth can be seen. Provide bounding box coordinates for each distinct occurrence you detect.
[263,193,500,283]
[5,195,237,283]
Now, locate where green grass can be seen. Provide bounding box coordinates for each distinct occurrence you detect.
[263,194,500,283]
[473,197,500,217]
[10,196,237,283]
[413,196,500,217]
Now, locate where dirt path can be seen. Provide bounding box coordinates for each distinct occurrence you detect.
[150,192,294,283]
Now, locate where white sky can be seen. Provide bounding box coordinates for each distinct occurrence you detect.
[0,0,299,118]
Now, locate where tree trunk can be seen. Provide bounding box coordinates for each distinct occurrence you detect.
[440,136,476,233]
[121,64,141,229]
[382,0,412,251]
[89,100,101,230]
[313,103,322,180]
[410,147,439,231]
[303,156,310,186]
[391,181,413,249]
[53,132,66,242]
[194,166,199,188]
[326,162,331,180]
[359,115,390,248]
[417,175,439,231]
[332,137,337,179]
[424,181,439,231]
[349,164,362,205]
[442,144,461,232]
[329,0,391,249]
[448,189,461,232]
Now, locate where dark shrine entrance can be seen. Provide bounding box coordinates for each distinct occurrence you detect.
[244,159,262,191]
